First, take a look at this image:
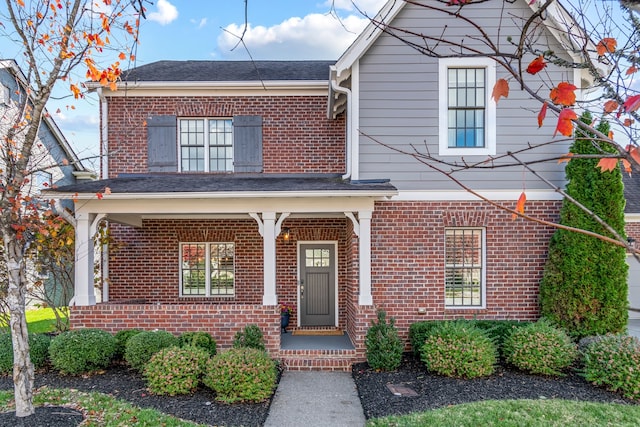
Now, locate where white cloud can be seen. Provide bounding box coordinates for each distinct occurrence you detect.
[217,13,370,60]
[148,0,179,26]
[190,17,207,29]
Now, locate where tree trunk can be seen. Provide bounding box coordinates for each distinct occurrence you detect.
[4,237,34,417]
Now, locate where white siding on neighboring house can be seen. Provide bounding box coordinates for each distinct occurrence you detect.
[628,255,640,319]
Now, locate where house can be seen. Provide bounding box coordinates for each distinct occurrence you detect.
[0,59,94,307]
[623,173,640,320]
[46,0,595,369]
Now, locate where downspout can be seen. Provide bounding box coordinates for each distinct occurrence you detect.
[98,87,109,179]
[330,66,352,180]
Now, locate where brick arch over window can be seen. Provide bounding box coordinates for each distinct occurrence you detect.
[442,210,490,228]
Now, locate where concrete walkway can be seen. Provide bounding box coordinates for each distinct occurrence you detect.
[264,371,366,427]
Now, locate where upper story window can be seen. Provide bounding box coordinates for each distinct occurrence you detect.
[444,227,485,308]
[0,84,9,105]
[439,58,496,156]
[33,171,52,192]
[179,118,233,172]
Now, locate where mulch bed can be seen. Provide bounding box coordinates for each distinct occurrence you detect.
[0,364,274,427]
[1,353,638,426]
[351,353,638,420]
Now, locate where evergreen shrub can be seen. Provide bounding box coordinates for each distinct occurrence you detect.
[232,324,265,351]
[144,345,210,396]
[179,331,217,356]
[49,329,115,375]
[124,330,179,371]
[365,309,403,371]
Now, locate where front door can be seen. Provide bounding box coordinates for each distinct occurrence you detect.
[299,243,336,326]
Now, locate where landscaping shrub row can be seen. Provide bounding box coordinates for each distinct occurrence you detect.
[0,324,278,403]
[404,318,640,400]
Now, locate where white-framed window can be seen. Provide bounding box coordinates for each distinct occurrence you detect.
[444,227,486,308]
[439,58,496,156]
[0,84,9,105]
[180,242,235,296]
[179,118,233,172]
[33,171,52,191]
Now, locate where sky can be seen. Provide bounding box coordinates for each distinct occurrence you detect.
[0,0,388,170]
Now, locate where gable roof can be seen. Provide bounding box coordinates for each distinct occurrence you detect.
[333,0,599,81]
[119,60,335,83]
[0,59,91,175]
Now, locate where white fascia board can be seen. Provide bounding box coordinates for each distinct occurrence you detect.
[72,196,382,215]
[48,189,398,200]
[393,189,563,201]
[626,213,640,223]
[334,0,406,78]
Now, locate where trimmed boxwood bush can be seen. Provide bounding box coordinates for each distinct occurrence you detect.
[0,333,52,374]
[472,320,531,357]
[420,321,497,379]
[365,309,403,371]
[144,345,211,396]
[203,347,276,403]
[232,324,265,351]
[409,321,446,355]
[582,334,640,400]
[179,331,217,356]
[125,330,179,372]
[49,329,116,375]
[113,329,142,360]
[503,321,576,376]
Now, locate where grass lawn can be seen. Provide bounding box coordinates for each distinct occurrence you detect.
[0,388,206,426]
[367,399,640,427]
[0,307,67,334]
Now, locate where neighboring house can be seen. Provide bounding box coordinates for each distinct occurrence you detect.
[0,59,94,307]
[47,1,594,369]
[623,173,640,320]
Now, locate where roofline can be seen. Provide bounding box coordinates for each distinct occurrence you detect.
[45,189,398,200]
[87,80,330,93]
[0,59,89,173]
[333,0,602,81]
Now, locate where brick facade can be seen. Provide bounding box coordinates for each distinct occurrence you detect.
[103,95,345,176]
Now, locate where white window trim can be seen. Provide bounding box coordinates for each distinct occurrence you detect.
[444,227,487,309]
[179,242,235,297]
[178,118,233,173]
[438,57,496,156]
[0,84,9,105]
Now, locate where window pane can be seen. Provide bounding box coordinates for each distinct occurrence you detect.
[445,229,483,306]
[447,68,486,148]
[210,243,235,295]
[209,119,233,172]
[181,244,206,295]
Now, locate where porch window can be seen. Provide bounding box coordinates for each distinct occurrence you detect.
[444,228,485,308]
[179,118,233,172]
[180,242,235,296]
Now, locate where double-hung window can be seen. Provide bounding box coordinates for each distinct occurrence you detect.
[439,58,496,156]
[444,228,485,308]
[179,118,233,172]
[180,242,235,296]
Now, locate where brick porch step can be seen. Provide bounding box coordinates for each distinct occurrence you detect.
[279,348,360,371]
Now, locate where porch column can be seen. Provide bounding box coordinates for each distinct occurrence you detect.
[261,212,278,305]
[73,212,96,306]
[358,211,373,305]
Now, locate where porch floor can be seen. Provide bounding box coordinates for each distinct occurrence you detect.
[280,332,355,350]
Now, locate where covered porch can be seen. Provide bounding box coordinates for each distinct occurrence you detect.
[48,174,396,366]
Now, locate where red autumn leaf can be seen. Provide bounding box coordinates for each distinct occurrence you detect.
[104,187,112,195]
[538,102,548,128]
[597,158,619,172]
[554,108,578,137]
[627,65,638,76]
[96,192,103,200]
[118,52,126,60]
[623,159,632,175]
[492,78,509,104]
[512,192,527,220]
[558,152,574,164]
[526,55,546,74]
[596,38,617,56]
[624,94,640,112]
[603,100,619,114]
[550,82,577,106]
[626,145,640,166]
[624,118,634,127]
[609,130,615,140]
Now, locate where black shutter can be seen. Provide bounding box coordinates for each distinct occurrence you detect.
[147,115,177,172]
[233,115,263,172]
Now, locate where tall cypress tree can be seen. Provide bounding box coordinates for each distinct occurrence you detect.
[539,112,628,339]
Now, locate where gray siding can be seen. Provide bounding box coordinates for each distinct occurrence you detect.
[357,1,573,191]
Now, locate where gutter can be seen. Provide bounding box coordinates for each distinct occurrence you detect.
[330,66,352,180]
